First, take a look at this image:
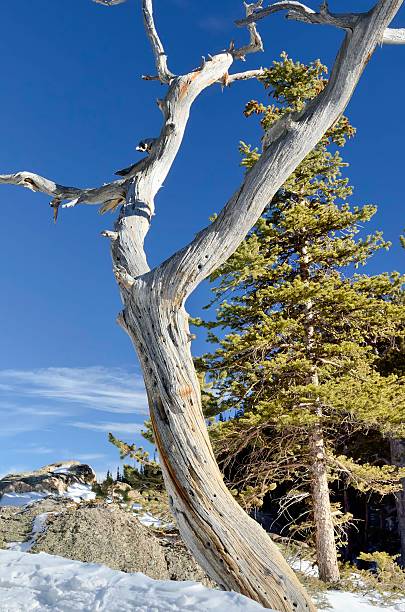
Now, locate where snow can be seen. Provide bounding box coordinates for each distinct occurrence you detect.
[326,590,405,612]
[290,557,319,578]
[0,550,404,611]
[137,512,163,528]
[0,483,95,508]
[63,483,96,502]
[0,491,51,507]
[0,550,268,612]
[52,464,77,474]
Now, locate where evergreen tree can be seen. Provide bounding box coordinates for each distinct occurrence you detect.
[375,234,405,567]
[108,428,170,521]
[196,54,405,583]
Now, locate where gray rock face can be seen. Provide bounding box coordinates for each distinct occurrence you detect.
[0,498,212,586]
[0,462,96,498]
[33,504,170,580]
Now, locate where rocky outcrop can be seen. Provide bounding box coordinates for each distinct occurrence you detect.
[32,503,170,580]
[0,462,96,499]
[0,498,212,585]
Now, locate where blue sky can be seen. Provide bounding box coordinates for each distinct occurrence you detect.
[0,0,404,478]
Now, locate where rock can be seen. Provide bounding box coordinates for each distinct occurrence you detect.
[0,462,212,585]
[0,462,96,502]
[0,498,74,549]
[0,498,212,585]
[32,503,170,580]
[161,536,212,585]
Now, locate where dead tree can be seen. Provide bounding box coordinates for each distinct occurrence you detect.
[1,1,404,610]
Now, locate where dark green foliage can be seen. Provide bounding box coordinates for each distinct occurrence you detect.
[196,54,405,541]
[108,431,165,493]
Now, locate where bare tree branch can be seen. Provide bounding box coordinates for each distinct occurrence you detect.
[236,1,362,31]
[233,1,264,60]
[383,27,405,42]
[0,171,126,211]
[225,68,265,84]
[142,0,175,83]
[157,0,404,301]
[92,0,127,5]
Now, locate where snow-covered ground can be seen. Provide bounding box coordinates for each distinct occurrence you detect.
[0,550,266,612]
[326,590,405,612]
[0,549,404,612]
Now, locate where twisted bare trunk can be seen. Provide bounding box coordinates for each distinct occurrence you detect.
[112,199,315,611]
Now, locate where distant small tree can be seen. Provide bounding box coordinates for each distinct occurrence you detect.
[196,54,405,583]
[108,429,170,520]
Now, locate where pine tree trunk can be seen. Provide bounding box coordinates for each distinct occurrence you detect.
[390,439,405,567]
[301,242,340,584]
[309,422,340,582]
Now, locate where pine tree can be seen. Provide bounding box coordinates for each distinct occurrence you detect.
[196,54,405,583]
[108,428,171,521]
[375,234,405,567]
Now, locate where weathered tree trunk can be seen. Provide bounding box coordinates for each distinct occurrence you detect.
[127,299,314,610]
[1,1,403,609]
[390,438,405,567]
[111,196,316,611]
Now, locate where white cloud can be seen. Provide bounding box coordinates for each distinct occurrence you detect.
[76,453,107,461]
[0,422,44,438]
[13,445,55,455]
[0,366,148,416]
[71,421,144,435]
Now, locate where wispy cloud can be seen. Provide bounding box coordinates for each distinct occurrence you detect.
[76,453,107,461]
[71,421,144,435]
[11,444,55,455]
[0,366,148,416]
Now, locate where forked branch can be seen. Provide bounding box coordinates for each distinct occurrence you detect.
[156,0,404,301]
[232,1,264,60]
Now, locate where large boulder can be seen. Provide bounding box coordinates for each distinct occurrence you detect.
[0,462,96,502]
[32,503,170,580]
[0,499,212,585]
